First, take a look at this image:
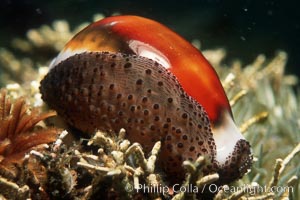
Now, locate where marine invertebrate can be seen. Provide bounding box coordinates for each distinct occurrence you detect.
[203,50,300,199]
[78,129,164,199]
[0,10,298,199]
[0,89,59,178]
[40,15,252,186]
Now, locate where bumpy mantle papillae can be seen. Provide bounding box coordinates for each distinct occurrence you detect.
[40,15,252,185]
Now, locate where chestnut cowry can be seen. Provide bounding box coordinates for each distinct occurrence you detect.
[40,15,252,185]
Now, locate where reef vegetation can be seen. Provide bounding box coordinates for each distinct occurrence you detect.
[0,14,299,199]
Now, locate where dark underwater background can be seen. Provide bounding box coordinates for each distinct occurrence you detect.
[0,0,299,81]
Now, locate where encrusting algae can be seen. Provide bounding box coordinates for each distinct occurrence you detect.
[0,14,299,199]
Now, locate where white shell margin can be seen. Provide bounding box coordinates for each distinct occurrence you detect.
[212,111,246,165]
[49,49,88,70]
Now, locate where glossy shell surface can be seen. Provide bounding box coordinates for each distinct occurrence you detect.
[41,16,253,185]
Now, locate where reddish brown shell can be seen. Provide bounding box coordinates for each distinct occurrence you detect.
[48,16,253,179]
[52,15,231,125]
[40,52,251,184]
[41,52,215,180]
